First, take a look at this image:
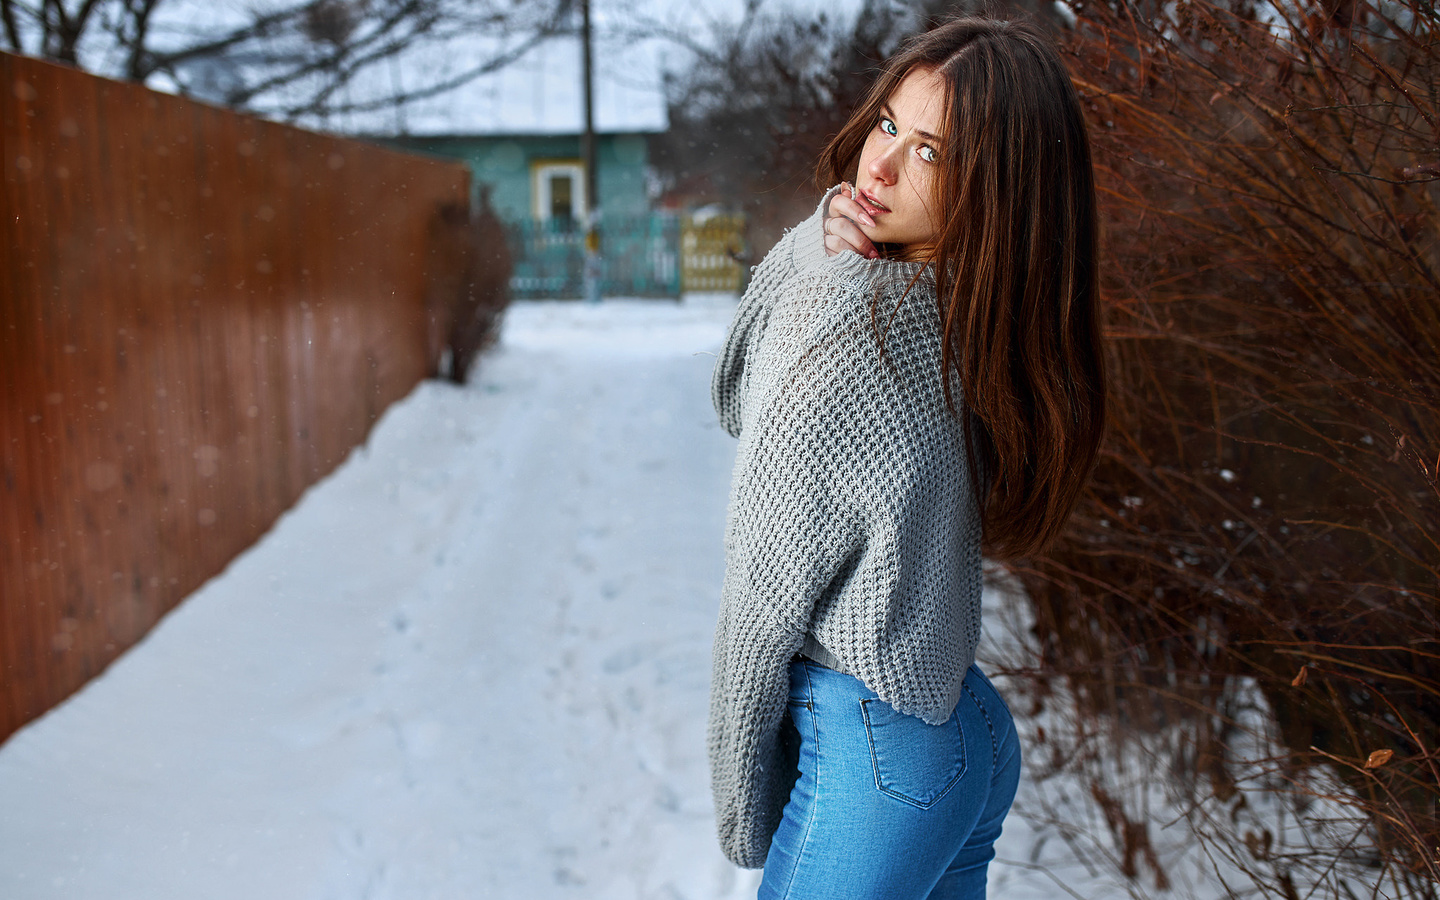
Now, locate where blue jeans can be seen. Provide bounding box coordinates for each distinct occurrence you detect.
[758,660,1021,900]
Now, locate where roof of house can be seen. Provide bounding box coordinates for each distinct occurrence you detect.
[311,34,669,138]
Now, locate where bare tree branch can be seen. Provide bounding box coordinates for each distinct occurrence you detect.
[277,16,566,118]
[220,0,438,108]
[8,0,574,122]
[38,0,55,57]
[41,0,104,63]
[1,0,24,51]
[121,0,160,80]
[136,1,356,78]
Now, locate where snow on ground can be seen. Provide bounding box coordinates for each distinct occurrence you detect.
[0,297,1213,899]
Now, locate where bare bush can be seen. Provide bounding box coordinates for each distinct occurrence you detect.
[1018,1,1440,895]
[425,188,512,385]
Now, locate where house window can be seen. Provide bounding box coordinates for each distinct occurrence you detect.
[548,174,573,220]
[532,160,586,226]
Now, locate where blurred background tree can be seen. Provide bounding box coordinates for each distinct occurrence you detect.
[648,0,1065,256]
[0,0,572,119]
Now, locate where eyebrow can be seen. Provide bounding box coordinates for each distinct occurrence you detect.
[882,103,943,144]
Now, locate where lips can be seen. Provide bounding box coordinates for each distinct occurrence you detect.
[856,188,889,217]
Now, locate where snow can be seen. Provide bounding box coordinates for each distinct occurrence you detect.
[0,297,1246,899]
[313,34,669,138]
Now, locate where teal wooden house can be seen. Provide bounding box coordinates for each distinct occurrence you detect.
[402,132,655,225]
[362,37,675,298]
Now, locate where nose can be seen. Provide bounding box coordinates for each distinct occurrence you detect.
[867,142,899,185]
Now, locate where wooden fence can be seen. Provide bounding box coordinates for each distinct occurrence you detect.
[681,214,746,293]
[0,53,472,743]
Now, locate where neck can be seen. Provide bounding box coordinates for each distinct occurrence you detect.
[887,241,937,264]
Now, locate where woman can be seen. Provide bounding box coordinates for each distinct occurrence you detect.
[707,16,1105,899]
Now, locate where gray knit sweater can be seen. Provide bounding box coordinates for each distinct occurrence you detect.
[708,191,984,868]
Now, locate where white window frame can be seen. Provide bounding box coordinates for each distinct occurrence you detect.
[531,160,587,223]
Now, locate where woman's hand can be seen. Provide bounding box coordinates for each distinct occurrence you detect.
[823,183,879,260]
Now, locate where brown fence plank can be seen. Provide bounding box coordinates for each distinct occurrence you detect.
[0,52,471,742]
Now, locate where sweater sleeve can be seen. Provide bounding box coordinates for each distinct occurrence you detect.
[707,263,889,868]
[711,187,844,437]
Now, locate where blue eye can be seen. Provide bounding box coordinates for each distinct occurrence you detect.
[879,117,897,136]
[918,145,937,163]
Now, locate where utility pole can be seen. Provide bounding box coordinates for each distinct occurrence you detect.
[580,0,601,304]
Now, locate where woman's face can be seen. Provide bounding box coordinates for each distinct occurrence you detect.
[852,67,947,259]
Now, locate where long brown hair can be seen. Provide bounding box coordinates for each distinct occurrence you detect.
[818,17,1105,560]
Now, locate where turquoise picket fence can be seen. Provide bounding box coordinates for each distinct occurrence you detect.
[505,214,682,299]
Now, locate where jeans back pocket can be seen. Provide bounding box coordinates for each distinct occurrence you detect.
[860,698,967,808]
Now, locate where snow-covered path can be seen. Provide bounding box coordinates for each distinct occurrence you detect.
[0,299,1139,900]
[0,300,754,899]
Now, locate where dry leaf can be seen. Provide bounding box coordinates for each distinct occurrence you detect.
[1365,749,1394,769]
[1291,667,1308,687]
[1244,828,1273,861]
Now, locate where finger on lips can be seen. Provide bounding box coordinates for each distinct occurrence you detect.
[838,183,873,225]
[823,184,879,258]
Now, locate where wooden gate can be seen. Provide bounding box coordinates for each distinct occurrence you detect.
[681,215,746,293]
